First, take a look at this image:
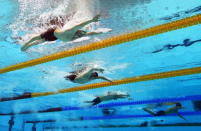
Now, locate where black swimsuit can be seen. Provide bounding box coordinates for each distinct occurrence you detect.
[72,30,87,40]
[40,28,58,41]
[155,110,166,116]
[64,74,77,81]
[92,97,101,105]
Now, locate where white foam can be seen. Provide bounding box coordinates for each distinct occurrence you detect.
[9,0,100,40]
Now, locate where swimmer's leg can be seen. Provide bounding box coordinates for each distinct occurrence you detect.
[85,28,112,36]
[84,97,101,106]
[142,107,156,116]
[152,49,163,53]
[21,35,43,51]
[97,76,112,82]
[66,15,100,33]
[21,39,45,51]
[76,67,103,80]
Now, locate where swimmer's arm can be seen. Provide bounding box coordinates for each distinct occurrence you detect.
[70,15,100,32]
[176,112,188,122]
[85,67,104,74]
[86,29,112,36]
[76,67,104,79]
[142,107,156,116]
[152,49,163,53]
[92,68,104,73]
[85,31,103,36]
[97,76,112,82]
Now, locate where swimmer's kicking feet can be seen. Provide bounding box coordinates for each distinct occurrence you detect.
[64,66,112,84]
[84,91,131,106]
[21,15,112,51]
[143,102,188,121]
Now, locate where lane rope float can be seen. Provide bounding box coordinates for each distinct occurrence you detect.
[1,66,201,102]
[1,94,201,115]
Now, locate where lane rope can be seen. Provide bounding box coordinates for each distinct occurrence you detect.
[25,111,201,123]
[1,94,201,115]
[0,14,201,74]
[1,66,201,102]
[44,123,201,129]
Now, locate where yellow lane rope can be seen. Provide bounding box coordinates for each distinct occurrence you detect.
[31,66,201,98]
[0,14,201,74]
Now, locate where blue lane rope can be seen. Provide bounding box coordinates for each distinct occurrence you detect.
[83,111,201,120]
[26,111,201,123]
[1,94,201,116]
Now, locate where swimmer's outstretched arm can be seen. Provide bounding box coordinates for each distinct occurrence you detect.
[152,49,163,53]
[76,67,104,79]
[80,67,104,77]
[84,101,93,103]
[92,68,105,73]
[142,107,156,116]
[68,15,100,32]
[118,94,130,98]
[21,36,45,51]
[176,112,188,122]
[97,76,112,82]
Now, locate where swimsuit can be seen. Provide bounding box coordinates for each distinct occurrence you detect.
[155,110,166,116]
[72,30,87,40]
[64,74,77,81]
[40,28,58,41]
[91,72,98,78]
[176,103,182,107]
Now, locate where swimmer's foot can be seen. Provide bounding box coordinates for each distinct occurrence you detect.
[21,45,29,51]
[21,43,33,51]
[93,14,101,22]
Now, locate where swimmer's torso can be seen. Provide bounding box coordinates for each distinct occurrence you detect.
[165,106,180,114]
[72,67,94,84]
[100,93,126,101]
[100,95,117,101]
[54,29,76,42]
[73,77,93,84]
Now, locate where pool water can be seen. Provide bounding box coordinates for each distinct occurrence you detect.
[1,0,201,131]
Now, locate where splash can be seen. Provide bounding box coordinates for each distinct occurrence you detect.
[9,0,100,39]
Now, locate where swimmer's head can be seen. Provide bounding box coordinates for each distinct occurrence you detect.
[64,75,76,81]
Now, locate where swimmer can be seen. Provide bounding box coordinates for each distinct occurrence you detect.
[64,66,112,84]
[84,91,131,106]
[21,15,112,51]
[152,38,201,53]
[143,102,188,121]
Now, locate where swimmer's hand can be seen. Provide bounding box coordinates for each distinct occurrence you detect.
[93,15,101,22]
